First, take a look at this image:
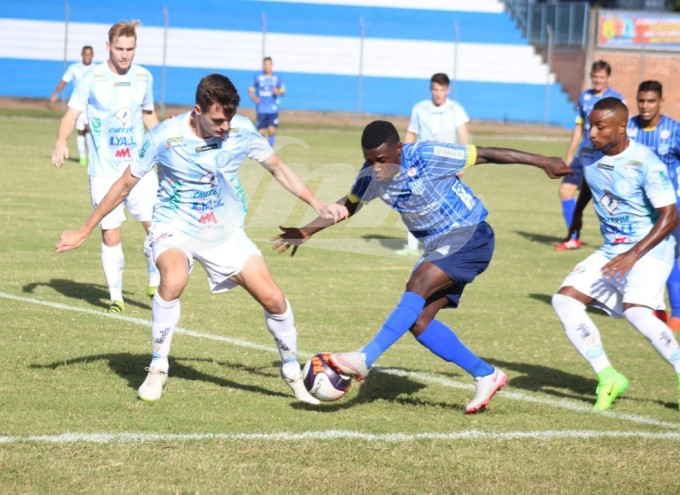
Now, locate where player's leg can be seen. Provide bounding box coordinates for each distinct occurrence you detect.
[138,243,191,401]
[267,115,277,147]
[554,162,583,251]
[411,294,506,413]
[552,253,628,410]
[125,171,160,297]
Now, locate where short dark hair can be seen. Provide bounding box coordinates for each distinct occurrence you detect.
[593,96,627,116]
[263,56,272,63]
[361,120,400,150]
[591,60,612,76]
[430,73,450,86]
[638,80,663,97]
[195,73,241,114]
[82,45,93,53]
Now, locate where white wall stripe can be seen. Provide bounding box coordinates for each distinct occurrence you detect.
[1,429,680,445]
[250,0,506,13]
[2,291,680,431]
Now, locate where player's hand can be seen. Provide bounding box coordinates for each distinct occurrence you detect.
[52,142,70,168]
[601,251,636,282]
[271,226,310,257]
[542,157,572,179]
[317,203,349,223]
[56,229,88,253]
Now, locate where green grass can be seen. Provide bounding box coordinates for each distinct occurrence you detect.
[1,114,679,494]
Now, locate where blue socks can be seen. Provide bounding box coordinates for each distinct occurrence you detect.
[363,292,425,367]
[416,320,493,378]
[668,261,680,317]
[268,135,276,147]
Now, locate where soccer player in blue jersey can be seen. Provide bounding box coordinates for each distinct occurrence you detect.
[248,57,285,147]
[627,80,680,331]
[552,97,680,411]
[56,73,348,405]
[273,120,571,413]
[555,60,623,251]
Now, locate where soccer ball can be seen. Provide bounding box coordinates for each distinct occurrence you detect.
[302,353,351,402]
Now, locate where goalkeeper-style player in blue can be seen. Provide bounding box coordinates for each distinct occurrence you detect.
[273,120,571,413]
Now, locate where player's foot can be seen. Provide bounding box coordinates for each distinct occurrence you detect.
[138,367,168,401]
[395,247,420,257]
[465,368,508,414]
[593,371,629,411]
[668,317,680,331]
[106,300,124,314]
[655,309,669,323]
[328,351,369,381]
[282,371,320,405]
[146,285,158,299]
[554,239,583,251]
[79,157,88,166]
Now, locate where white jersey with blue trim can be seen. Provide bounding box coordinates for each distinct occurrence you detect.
[406,99,469,143]
[130,112,273,244]
[576,139,676,261]
[61,61,92,94]
[348,142,485,249]
[627,114,680,204]
[68,62,154,179]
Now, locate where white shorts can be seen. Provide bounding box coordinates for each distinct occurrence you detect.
[150,225,262,293]
[75,112,88,132]
[89,171,158,230]
[559,251,672,318]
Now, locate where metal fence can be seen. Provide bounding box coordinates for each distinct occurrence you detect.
[504,0,589,46]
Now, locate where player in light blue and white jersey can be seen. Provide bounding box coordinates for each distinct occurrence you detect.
[248,56,285,147]
[50,45,94,166]
[553,97,680,411]
[556,60,624,251]
[273,120,571,413]
[52,21,160,314]
[627,80,680,330]
[57,74,348,405]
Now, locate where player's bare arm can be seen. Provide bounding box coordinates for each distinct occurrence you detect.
[142,109,159,130]
[474,147,572,178]
[51,107,81,168]
[601,204,678,282]
[56,167,141,253]
[565,123,583,165]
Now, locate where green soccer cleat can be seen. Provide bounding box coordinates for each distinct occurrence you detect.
[593,371,629,411]
[79,156,88,166]
[106,300,125,314]
[145,285,158,299]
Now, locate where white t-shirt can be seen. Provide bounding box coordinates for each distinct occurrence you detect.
[407,99,469,143]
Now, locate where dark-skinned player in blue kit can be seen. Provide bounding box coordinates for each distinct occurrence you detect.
[273,120,571,413]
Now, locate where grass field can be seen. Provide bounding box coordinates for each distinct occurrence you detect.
[1,111,680,494]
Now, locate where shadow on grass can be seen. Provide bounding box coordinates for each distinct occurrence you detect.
[22,278,151,311]
[361,234,407,251]
[514,230,565,246]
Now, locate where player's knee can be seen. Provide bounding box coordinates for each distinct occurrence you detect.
[409,316,430,337]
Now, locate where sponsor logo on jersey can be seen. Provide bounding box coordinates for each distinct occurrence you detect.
[406,167,417,177]
[600,193,619,214]
[433,146,465,160]
[196,144,218,153]
[114,82,131,87]
[165,136,184,149]
[597,162,614,171]
[658,142,670,155]
[198,173,218,187]
[661,129,671,140]
[198,212,218,224]
[110,136,137,146]
[627,127,638,138]
[115,147,131,158]
[139,139,151,158]
[114,107,132,124]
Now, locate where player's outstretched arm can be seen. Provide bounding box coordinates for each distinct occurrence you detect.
[56,168,141,253]
[52,107,80,168]
[261,154,349,222]
[475,146,572,179]
[50,80,67,104]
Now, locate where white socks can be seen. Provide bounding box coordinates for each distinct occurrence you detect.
[552,294,611,372]
[624,307,680,373]
[101,243,124,302]
[149,293,180,372]
[264,299,301,380]
[144,233,161,288]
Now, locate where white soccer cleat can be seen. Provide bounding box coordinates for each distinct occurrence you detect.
[138,367,168,402]
[465,368,507,414]
[283,372,320,405]
[328,351,370,381]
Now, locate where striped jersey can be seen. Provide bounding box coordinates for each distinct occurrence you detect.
[576,87,624,134]
[348,142,485,249]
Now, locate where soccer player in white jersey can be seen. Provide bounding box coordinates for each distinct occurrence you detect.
[627,81,680,330]
[52,21,160,314]
[397,73,471,257]
[555,60,624,251]
[50,45,94,166]
[56,73,348,405]
[273,120,571,413]
[552,97,680,411]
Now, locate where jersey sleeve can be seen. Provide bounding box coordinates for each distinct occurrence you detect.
[643,158,677,208]
[348,163,377,204]
[422,142,474,176]
[67,76,89,113]
[130,131,157,179]
[62,63,76,83]
[247,127,274,162]
[141,70,155,112]
[452,101,470,127]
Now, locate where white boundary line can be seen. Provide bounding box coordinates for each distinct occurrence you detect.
[2,429,680,445]
[3,291,680,435]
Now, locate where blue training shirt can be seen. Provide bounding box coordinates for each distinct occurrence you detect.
[348,142,486,249]
[250,72,284,115]
[576,87,624,135]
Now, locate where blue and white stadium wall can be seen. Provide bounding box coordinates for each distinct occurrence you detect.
[0,0,576,128]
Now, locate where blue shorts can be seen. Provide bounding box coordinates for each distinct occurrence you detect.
[562,156,584,186]
[256,113,279,130]
[418,221,495,308]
